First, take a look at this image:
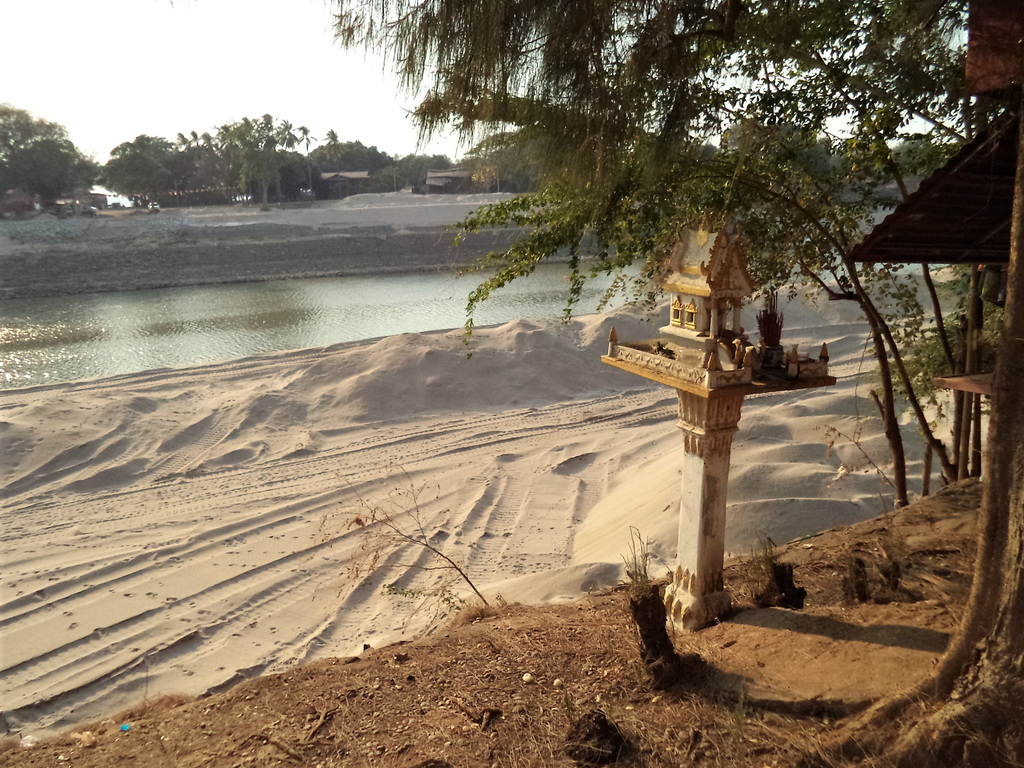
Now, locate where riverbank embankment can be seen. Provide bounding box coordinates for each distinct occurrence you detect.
[0,193,522,300]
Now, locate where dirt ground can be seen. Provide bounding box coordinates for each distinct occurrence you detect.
[0,480,981,768]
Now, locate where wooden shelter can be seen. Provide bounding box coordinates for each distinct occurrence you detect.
[849,0,1022,481]
[849,114,1017,267]
[321,171,369,199]
[424,169,474,194]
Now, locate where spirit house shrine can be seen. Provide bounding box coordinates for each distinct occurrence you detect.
[603,229,835,631]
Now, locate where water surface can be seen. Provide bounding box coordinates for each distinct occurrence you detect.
[0,264,629,389]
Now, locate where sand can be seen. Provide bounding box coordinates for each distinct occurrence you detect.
[0,277,915,739]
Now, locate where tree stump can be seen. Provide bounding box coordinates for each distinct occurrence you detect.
[628,584,685,689]
[564,710,628,765]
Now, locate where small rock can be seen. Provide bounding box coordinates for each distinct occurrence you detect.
[522,673,536,684]
[71,731,98,748]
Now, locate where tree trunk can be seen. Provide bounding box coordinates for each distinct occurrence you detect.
[888,103,1024,768]
[628,585,685,689]
[869,322,909,506]
[843,257,958,483]
[922,264,956,371]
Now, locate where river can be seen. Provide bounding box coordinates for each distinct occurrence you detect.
[0,264,630,389]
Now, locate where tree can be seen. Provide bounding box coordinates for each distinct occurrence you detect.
[275,151,310,201]
[274,119,300,202]
[394,152,453,191]
[464,132,541,193]
[333,0,975,505]
[321,129,343,170]
[333,3,1024,763]
[297,125,315,194]
[0,104,96,202]
[310,138,392,173]
[838,89,1024,768]
[218,115,279,206]
[101,134,174,203]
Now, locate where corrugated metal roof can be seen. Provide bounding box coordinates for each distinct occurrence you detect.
[849,113,1017,265]
[425,168,472,181]
[321,171,370,181]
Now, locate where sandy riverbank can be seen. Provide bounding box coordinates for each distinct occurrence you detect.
[0,287,907,738]
[0,194,522,300]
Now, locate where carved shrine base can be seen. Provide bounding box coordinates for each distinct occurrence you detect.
[662,389,744,632]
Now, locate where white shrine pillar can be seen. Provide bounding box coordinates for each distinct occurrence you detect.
[664,388,745,632]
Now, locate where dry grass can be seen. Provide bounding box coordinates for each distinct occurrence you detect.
[0,597,836,768]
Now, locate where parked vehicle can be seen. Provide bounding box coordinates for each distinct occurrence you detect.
[149,202,160,213]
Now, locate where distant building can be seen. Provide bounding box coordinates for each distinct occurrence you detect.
[321,171,370,199]
[424,168,474,194]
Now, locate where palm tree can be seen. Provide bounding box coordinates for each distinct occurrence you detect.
[276,120,298,152]
[323,129,342,170]
[218,116,276,206]
[321,129,344,198]
[254,114,277,207]
[174,130,201,152]
[274,120,299,203]
[171,131,208,206]
[297,125,314,197]
[193,131,225,203]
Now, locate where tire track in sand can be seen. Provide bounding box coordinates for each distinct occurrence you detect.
[1,387,671,734]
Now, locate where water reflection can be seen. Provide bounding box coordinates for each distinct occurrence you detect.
[0,264,630,389]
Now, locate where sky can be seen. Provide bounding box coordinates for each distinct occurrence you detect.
[3,0,464,163]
